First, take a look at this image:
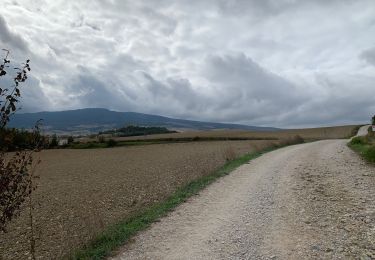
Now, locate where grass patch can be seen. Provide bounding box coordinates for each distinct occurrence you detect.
[69,144,289,259]
[349,134,375,163]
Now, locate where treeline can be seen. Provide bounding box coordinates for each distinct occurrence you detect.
[99,125,177,137]
[0,128,48,151]
[0,128,70,151]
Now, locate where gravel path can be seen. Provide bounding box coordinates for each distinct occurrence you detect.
[112,138,375,259]
[357,125,370,136]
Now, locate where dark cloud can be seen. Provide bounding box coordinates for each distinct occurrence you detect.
[67,66,133,110]
[205,54,304,104]
[201,54,308,122]
[278,74,375,127]
[140,73,209,115]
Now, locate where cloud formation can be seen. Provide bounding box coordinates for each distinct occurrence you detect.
[0,14,28,52]
[360,47,375,66]
[0,0,374,127]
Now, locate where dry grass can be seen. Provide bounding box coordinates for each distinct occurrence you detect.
[0,140,276,259]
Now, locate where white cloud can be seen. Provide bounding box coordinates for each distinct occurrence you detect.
[0,0,374,127]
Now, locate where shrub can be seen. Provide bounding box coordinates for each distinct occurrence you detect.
[192,136,200,141]
[0,128,47,151]
[364,146,375,163]
[67,136,74,144]
[106,139,117,147]
[293,135,304,144]
[49,134,58,148]
[350,136,366,145]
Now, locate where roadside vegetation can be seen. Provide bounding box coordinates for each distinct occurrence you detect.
[349,126,375,163]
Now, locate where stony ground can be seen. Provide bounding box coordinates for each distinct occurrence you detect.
[113,139,374,259]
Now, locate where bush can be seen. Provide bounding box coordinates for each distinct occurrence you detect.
[293,135,304,144]
[49,134,58,148]
[67,136,74,144]
[0,128,47,151]
[349,134,375,163]
[106,139,117,147]
[363,146,375,163]
[192,136,200,141]
[350,136,366,145]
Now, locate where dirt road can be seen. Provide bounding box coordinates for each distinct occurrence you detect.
[112,138,375,259]
[357,125,370,136]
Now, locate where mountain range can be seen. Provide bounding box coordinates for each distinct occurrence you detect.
[9,108,277,134]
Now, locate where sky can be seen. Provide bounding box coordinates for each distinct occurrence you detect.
[0,0,374,128]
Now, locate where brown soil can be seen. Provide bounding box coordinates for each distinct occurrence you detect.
[0,140,276,259]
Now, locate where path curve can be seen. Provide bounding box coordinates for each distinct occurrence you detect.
[112,139,375,259]
[356,125,370,137]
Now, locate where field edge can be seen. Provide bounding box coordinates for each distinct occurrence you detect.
[69,144,298,260]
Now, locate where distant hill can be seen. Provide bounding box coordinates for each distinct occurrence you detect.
[9,108,278,134]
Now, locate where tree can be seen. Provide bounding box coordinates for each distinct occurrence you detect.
[0,49,41,244]
[67,136,74,144]
[49,134,58,148]
[106,138,117,147]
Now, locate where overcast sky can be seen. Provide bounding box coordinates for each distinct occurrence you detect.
[0,0,374,128]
